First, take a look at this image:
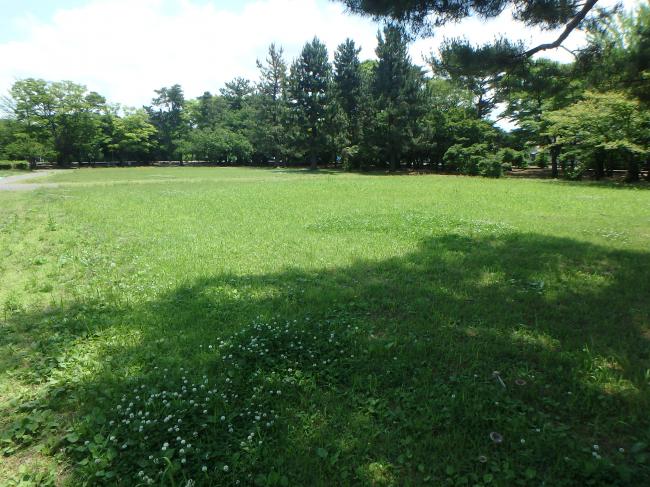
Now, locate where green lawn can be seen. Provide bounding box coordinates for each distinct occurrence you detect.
[1,167,649,486]
[0,170,22,178]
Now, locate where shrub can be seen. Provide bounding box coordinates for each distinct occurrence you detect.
[479,156,503,178]
[341,145,359,171]
[0,160,30,170]
[498,148,525,168]
[12,161,29,170]
[443,144,502,177]
[441,144,464,172]
[536,151,549,169]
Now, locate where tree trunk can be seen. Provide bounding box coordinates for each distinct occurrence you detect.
[309,131,317,170]
[389,152,398,172]
[625,157,639,182]
[309,150,317,170]
[594,152,604,179]
[551,147,559,178]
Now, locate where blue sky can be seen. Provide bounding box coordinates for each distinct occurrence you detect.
[1,0,86,41]
[0,0,641,111]
[0,0,247,42]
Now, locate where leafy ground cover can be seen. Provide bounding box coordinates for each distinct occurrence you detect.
[1,167,649,486]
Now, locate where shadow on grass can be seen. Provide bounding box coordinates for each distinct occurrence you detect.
[2,232,649,485]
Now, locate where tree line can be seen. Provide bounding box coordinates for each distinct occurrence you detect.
[0,3,648,180]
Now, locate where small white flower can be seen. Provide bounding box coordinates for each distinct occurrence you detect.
[223,465,229,472]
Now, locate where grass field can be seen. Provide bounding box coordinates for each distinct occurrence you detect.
[0,170,23,178]
[1,167,649,486]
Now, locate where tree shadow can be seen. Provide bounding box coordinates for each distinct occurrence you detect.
[2,232,649,485]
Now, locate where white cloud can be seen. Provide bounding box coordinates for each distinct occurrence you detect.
[0,0,641,107]
[0,0,379,106]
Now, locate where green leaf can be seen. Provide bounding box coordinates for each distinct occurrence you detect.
[66,433,79,443]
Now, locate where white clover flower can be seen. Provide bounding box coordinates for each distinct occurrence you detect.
[489,432,503,444]
[202,466,207,472]
[223,465,229,472]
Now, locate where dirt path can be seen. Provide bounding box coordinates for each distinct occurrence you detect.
[0,171,58,191]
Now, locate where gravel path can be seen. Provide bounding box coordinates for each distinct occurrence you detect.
[0,171,58,191]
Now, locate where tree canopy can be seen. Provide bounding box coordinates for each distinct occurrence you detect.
[336,0,604,58]
[1,2,648,181]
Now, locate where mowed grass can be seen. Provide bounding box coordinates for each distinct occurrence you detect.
[0,170,23,178]
[1,167,649,486]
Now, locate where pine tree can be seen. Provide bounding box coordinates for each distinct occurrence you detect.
[288,37,332,170]
[146,84,187,163]
[333,39,363,148]
[255,44,289,163]
[372,25,424,171]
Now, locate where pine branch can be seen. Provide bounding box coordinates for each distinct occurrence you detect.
[523,0,599,58]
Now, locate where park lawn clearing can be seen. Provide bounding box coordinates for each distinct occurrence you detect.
[0,170,23,179]
[0,167,649,486]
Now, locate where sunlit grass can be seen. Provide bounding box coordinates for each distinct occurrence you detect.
[1,167,649,485]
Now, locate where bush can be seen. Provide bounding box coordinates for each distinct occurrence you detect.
[535,151,549,169]
[341,145,359,171]
[442,144,502,178]
[479,156,503,178]
[0,161,30,170]
[498,148,525,168]
[12,161,29,170]
[501,162,513,172]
